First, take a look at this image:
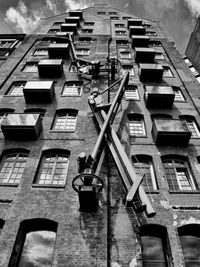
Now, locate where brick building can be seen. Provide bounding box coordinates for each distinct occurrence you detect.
[0,4,200,267]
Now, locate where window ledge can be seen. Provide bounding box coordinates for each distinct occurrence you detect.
[50,130,76,133]
[0,183,18,187]
[32,184,65,189]
[169,190,200,194]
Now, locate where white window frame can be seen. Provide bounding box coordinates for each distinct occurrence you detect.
[133,158,157,190]
[173,87,185,102]
[22,62,38,73]
[115,30,127,36]
[62,82,82,96]
[0,153,28,184]
[37,154,69,185]
[163,159,196,191]
[33,49,48,56]
[163,66,173,77]
[125,86,139,100]
[8,82,26,96]
[184,119,200,138]
[53,111,77,132]
[120,51,131,59]
[129,117,146,136]
[76,48,90,56]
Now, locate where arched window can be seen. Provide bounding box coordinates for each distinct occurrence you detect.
[52,109,78,132]
[8,218,57,267]
[34,149,70,186]
[162,155,196,192]
[0,149,29,184]
[62,81,83,96]
[140,224,171,267]
[132,155,158,191]
[178,224,200,266]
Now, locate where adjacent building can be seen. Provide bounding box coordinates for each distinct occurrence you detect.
[0,4,200,267]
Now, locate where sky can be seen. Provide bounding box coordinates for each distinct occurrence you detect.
[0,0,199,54]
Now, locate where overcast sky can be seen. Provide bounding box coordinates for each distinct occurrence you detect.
[0,0,199,54]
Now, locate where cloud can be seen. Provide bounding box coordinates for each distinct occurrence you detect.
[20,231,56,266]
[4,1,40,33]
[64,0,92,11]
[184,0,200,17]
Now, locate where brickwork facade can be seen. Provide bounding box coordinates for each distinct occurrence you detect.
[0,4,200,267]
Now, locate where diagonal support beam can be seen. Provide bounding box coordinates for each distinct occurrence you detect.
[87,72,129,169]
[93,108,156,217]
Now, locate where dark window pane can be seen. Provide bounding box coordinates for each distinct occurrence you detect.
[141,236,167,267]
[180,235,200,267]
[18,230,56,267]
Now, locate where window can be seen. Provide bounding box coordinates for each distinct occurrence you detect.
[35,150,70,185]
[81,29,93,34]
[33,49,48,56]
[115,30,127,36]
[116,40,129,46]
[0,150,29,184]
[128,114,146,136]
[109,12,117,15]
[84,22,94,26]
[52,109,78,132]
[122,16,132,20]
[120,51,131,59]
[149,41,162,47]
[146,31,157,36]
[110,16,120,20]
[132,155,157,191]
[76,48,90,56]
[115,23,125,28]
[22,62,38,73]
[140,224,171,267]
[163,66,173,77]
[180,116,200,138]
[173,87,185,102]
[190,66,199,76]
[53,22,63,26]
[62,81,82,96]
[0,39,16,48]
[97,11,106,15]
[143,23,153,28]
[155,53,165,60]
[6,81,26,96]
[121,65,134,76]
[125,85,139,100]
[79,37,92,43]
[48,28,60,34]
[8,219,57,267]
[162,157,196,191]
[178,224,200,267]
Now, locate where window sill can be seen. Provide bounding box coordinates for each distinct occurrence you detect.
[169,190,200,194]
[32,184,65,189]
[50,130,76,133]
[0,183,18,187]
